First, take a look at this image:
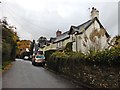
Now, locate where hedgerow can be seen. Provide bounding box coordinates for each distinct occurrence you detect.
[46,47,120,88]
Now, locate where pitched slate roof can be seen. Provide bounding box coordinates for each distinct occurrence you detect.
[69,17,104,34]
[71,19,92,32]
[53,17,110,43]
[54,31,70,43]
[50,37,56,43]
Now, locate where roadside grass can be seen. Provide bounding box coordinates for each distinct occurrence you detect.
[2,60,12,71]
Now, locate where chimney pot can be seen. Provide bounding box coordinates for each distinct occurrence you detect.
[92,7,94,9]
[56,30,62,37]
[91,7,99,19]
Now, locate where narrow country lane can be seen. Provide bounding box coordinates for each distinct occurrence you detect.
[2,59,81,88]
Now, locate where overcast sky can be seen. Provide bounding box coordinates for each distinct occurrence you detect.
[0,0,119,41]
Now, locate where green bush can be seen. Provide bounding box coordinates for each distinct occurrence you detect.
[2,23,19,69]
[2,42,12,60]
[45,50,56,60]
[64,42,73,52]
[85,47,120,66]
[51,51,69,58]
[48,47,120,66]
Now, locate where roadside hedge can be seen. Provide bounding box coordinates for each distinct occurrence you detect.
[44,50,56,61]
[2,23,19,69]
[46,47,120,88]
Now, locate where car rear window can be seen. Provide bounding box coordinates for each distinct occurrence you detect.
[36,55,45,59]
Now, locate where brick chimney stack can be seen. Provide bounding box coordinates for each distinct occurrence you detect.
[56,30,62,37]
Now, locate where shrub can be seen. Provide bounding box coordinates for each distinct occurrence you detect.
[46,48,120,88]
[44,50,56,60]
[2,21,19,69]
[51,51,69,58]
[64,42,73,52]
[85,47,120,66]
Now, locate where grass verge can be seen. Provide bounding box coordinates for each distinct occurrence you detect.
[2,61,12,72]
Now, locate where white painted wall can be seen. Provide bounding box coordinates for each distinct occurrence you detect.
[42,43,57,51]
[72,19,109,53]
[100,35,109,49]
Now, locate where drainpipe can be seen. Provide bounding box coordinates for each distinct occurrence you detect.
[76,35,78,52]
[75,32,78,52]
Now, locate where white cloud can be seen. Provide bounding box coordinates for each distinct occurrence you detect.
[18,31,33,40]
[1,0,119,41]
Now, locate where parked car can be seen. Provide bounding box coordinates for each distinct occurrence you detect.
[32,51,45,66]
[24,56,29,60]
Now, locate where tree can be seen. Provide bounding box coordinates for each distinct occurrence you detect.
[108,35,120,48]
[16,40,32,58]
[1,17,19,64]
[29,40,35,55]
[65,42,73,52]
[114,35,120,47]
[37,36,47,48]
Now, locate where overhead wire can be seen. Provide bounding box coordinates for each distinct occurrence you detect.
[1,3,30,30]
[1,2,38,40]
[2,1,51,31]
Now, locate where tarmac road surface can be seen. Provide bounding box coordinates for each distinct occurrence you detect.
[2,59,82,88]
